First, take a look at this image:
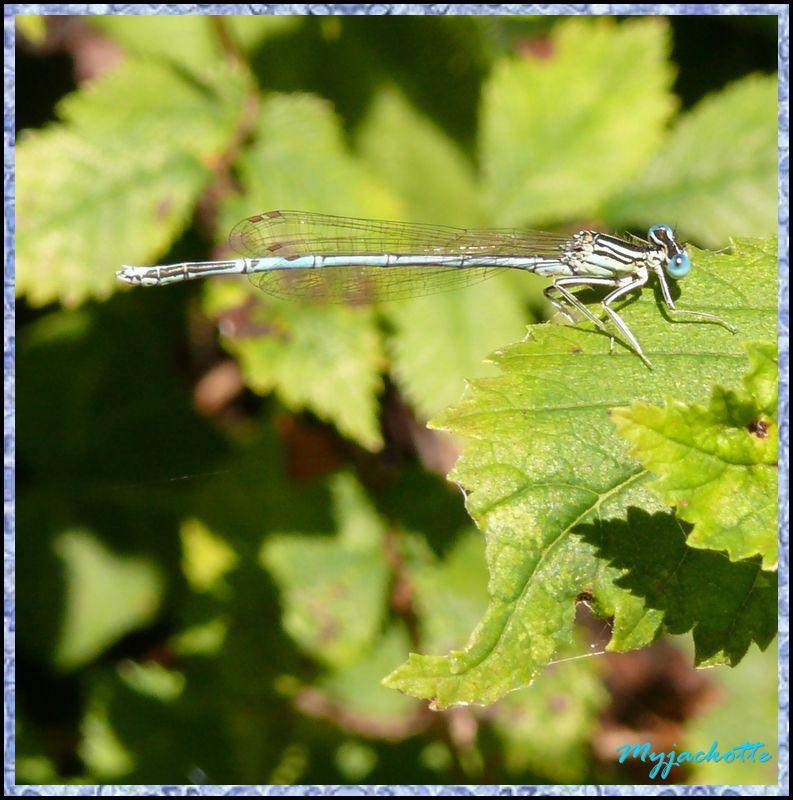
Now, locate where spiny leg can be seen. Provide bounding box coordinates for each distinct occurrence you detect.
[601,278,653,368]
[544,276,621,332]
[652,266,737,333]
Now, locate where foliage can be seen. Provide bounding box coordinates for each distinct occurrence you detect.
[612,342,778,569]
[14,14,778,786]
[385,236,777,707]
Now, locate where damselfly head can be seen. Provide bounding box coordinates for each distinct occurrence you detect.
[647,224,691,280]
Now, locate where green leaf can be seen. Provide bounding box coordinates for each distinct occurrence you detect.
[89,16,221,69]
[180,518,240,595]
[611,342,778,569]
[220,92,399,227]
[404,528,490,655]
[384,236,776,707]
[356,86,481,225]
[89,15,300,69]
[604,74,778,247]
[384,279,529,420]
[53,530,163,670]
[204,281,386,451]
[260,474,391,667]
[17,59,251,306]
[576,510,777,666]
[316,625,420,726]
[480,17,675,227]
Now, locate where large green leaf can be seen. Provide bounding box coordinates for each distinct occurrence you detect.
[612,342,778,569]
[16,59,251,306]
[384,236,776,707]
[604,74,778,246]
[480,17,675,227]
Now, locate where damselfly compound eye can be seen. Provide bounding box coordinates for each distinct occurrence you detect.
[666,251,691,279]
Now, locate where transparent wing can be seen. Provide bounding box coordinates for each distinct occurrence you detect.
[248,264,506,303]
[229,211,568,303]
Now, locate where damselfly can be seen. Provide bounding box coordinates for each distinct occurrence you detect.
[117,210,736,367]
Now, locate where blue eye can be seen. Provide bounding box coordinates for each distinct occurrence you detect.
[648,223,672,238]
[666,251,691,279]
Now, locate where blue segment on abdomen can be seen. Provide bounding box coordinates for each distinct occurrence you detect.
[248,254,569,272]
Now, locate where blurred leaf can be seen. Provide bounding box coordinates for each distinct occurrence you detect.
[17,59,251,306]
[385,237,775,707]
[80,683,137,779]
[89,15,300,69]
[604,74,778,246]
[612,342,778,569]
[260,474,391,667]
[220,91,399,226]
[89,16,220,68]
[338,15,496,145]
[180,518,240,594]
[226,16,303,52]
[204,281,386,450]
[480,17,675,227]
[490,654,608,783]
[334,741,378,783]
[317,625,420,726]
[686,641,778,784]
[384,279,529,420]
[118,660,185,701]
[404,528,489,655]
[53,530,163,670]
[577,510,776,666]
[16,14,47,45]
[356,85,481,225]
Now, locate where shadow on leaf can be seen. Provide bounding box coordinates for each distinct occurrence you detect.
[574,508,776,666]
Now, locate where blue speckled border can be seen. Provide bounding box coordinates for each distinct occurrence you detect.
[4,3,789,795]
